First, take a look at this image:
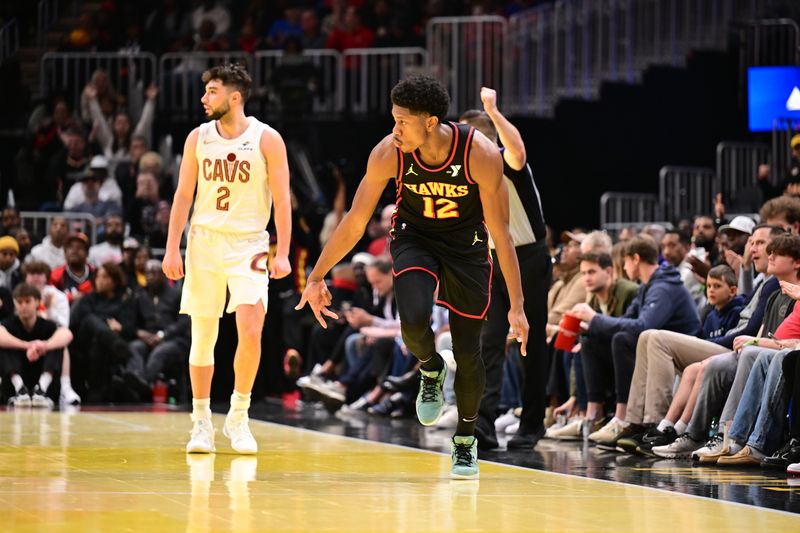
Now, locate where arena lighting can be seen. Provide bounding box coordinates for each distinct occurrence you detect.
[748,66,800,131]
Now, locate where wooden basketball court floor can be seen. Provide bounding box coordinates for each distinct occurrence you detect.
[2,408,799,532]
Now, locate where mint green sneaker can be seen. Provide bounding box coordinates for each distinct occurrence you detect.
[451,435,479,479]
[416,364,447,426]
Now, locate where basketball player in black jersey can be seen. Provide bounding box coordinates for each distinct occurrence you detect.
[296,75,529,479]
[460,88,552,451]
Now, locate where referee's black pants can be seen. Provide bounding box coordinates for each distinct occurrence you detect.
[478,241,552,440]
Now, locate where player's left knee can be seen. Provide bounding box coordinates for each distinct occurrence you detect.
[237,324,263,346]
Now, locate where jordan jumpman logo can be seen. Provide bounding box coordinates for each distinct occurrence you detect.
[472,231,484,246]
[405,164,419,176]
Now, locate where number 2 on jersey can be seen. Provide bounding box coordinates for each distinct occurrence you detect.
[216,186,230,211]
[422,197,459,219]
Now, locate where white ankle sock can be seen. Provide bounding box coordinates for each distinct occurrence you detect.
[674,420,688,435]
[61,376,73,390]
[612,417,629,427]
[657,419,674,433]
[38,373,53,393]
[192,398,212,420]
[11,374,24,393]
[229,390,251,413]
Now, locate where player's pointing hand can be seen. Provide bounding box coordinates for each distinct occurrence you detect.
[295,279,338,327]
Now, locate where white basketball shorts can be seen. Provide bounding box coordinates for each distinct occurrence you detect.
[180,225,270,317]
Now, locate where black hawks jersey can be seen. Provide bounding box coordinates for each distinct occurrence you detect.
[393,122,484,233]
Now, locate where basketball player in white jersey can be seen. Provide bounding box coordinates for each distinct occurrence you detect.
[162,64,291,454]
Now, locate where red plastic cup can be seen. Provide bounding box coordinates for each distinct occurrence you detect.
[554,313,581,351]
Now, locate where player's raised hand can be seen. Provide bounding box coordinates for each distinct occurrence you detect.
[162,249,184,280]
[480,87,497,114]
[507,305,530,356]
[270,255,291,279]
[295,279,338,328]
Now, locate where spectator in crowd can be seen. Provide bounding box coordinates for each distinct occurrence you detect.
[22,261,81,405]
[759,195,800,234]
[266,7,303,49]
[2,206,21,237]
[0,283,73,407]
[545,252,638,440]
[367,204,394,257]
[774,349,800,473]
[237,16,263,53]
[50,233,96,304]
[46,127,90,208]
[718,216,754,259]
[69,262,154,402]
[136,259,190,388]
[80,69,118,124]
[85,83,157,173]
[88,213,125,267]
[63,155,122,211]
[615,264,745,455]
[66,172,121,230]
[326,6,375,51]
[0,236,22,291]
[322,0,349,37]
[581,230,613,255]
[125,244,151,290]
[114,135,150,208]
[569,236,701,447]
[127,171,161,241]
[657,231,797,461]
[300,9,326,49]
[62,12,97,52]
[192,1,232,40]
[661,229,705,309]
[145,201,173,249]
[11,229,32,264]
[545,232,587,341]
[27,216,68,269]
[143,0,190,54]
[757,134,800,201]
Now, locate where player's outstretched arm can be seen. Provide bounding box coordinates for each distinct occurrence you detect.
[481,87,526,171]
[262,127,292,280]
[471,131,530,354]
[295,136,396,327]
[163,128,199,281]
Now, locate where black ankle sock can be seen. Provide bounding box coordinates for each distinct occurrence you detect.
[456,414,478,437]
[420,352,444,373]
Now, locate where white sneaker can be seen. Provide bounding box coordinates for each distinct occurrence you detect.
[691,434,727,464]
[31,386,54,409]
[224,411,258,455]
[435,405,459,429]
[59,386,81,406]
[587,418,627,445]
[186,418,216,453]
[494,409,519,433]
[545,418,585,440]
[652,433,701,459]
[8,386,32,408]
[505,421,520,435]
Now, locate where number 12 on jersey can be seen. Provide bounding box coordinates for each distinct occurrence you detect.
[422,197,460,219]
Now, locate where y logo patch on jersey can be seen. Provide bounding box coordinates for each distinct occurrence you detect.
[405,164,419,176]
[449,165,462,177]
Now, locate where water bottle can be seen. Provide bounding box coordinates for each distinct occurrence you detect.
[152,378,167,404]
[708,416,719,439]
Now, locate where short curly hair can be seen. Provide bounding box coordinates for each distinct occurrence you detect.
[202,63,252,102]
[390,75,450,121]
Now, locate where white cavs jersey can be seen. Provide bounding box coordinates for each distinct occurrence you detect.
[192,117,272,233]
